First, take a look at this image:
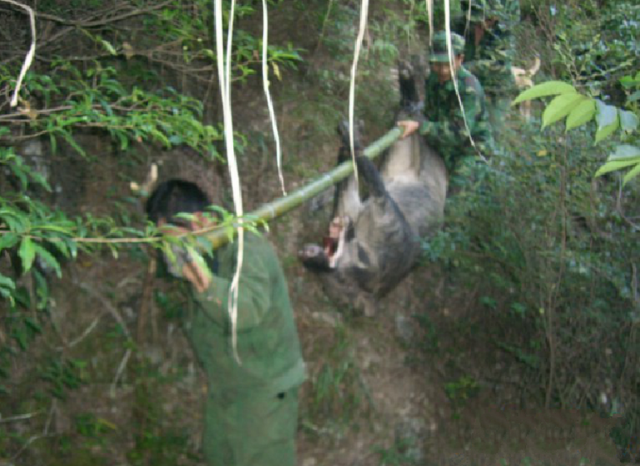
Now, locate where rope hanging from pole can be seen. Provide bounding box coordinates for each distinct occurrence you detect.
[214,0,243,363]
[425,0,434,45]
[2,0,37,108]
[261,0,286,196]
[347,0,370,188]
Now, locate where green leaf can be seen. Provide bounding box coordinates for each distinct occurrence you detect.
[542,93,585,128]
[169,135,184,145]
[9,161,28,190]
[14,329,28,350]
[0,233,19,252]
[24,317,42,333]
[594,100,620,144]
[29,171,52,192]
[595,100,618,129]
[0,274,16,293]
[116,132,129,151]
[619,110,639,133]
[100,39,117,55]
[49,239,70,259]
[34,244,62,278]
[609,145,640,161]
[565,99,596,131]
[108,243,119,259]
[595,159,640,177]
[595,120,619,144]
[629,90,640,103]
[99,99,114,116]
[623,163,640,186]
[58,130,87,157]
[18,238,36,274]
[186,246,213,283]
[1,212,27,234]
[513,81,577,104]
[33,269,49,310]
[620,74,640,89]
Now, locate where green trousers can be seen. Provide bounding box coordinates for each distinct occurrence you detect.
[203,386,299,466]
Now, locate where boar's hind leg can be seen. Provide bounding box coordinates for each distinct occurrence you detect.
[398,59,421,112]
[355,156,386,198]
[332,121,364,219]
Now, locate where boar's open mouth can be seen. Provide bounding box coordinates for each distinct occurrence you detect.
[299,216,349,272]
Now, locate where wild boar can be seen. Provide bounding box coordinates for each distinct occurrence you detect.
[299,66,448,315]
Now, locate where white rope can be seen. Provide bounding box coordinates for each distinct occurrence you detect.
[444,0,477,152]
[214,0,243,364]
[262,0,286,195]
[224,0,235,99]
[2,0,36,108]
[348,0,370,186]
[425,0,434,46]
[463,0,473,36]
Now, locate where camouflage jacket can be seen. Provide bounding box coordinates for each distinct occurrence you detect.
[455,0,520,94]
[419,66,494,172]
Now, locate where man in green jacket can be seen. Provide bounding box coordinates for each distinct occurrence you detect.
[455,0,521,134]
[146,179,306,466]
[398,31,494,187]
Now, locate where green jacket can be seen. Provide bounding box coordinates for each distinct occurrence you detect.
[186,232,306,396]
[419,66,494,172]
[455,0,520,94]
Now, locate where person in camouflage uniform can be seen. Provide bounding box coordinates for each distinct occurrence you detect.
[146,179,306,466]
[455,0,521,135]
[398,31,494,186]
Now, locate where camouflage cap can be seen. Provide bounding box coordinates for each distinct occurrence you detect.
[430,31,465,63]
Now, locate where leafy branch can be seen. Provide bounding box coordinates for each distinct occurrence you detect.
[1,64,223,156]
[513,70,640,184]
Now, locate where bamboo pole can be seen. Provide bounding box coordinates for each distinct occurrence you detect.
[206,126,403,249]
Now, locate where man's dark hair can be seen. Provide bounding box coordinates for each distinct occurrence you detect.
[146,179,210,224]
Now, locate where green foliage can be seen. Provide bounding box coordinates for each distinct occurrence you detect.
[127,374,197,466]
[430,123,638,409]
[514,1,639,193]
[1,64,223,156]
[514,70,640,183]
[138,0,302,82]
[375,437,422,466]
[537,0,639,93]
[305,324,370,436]
[445,375,479,413]
[0,0,307,315]
[41,357,87,399]
[128,428,192,466]
[0,3,283,459]
[513,81,578,103]
[75,413,117,440]
[0,141,142,288]
[399,0,462,32]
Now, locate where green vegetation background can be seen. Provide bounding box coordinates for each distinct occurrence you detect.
[0,0,638,464]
